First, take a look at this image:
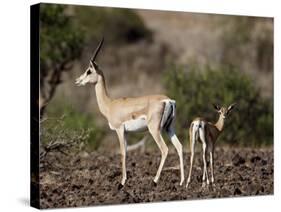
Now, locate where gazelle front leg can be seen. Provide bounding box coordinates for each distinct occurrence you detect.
[116,126,127,185]
[148,125,168,184]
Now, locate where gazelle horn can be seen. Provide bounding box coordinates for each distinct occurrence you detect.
[91,37,104,62]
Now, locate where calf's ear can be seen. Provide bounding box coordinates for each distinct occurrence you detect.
[227,103,237,114]
[213,103,221,111]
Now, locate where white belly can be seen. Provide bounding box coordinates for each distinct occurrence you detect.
[124,116,148,132]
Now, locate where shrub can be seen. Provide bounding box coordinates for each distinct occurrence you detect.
[43,103,105,150]
[163,64,273,146]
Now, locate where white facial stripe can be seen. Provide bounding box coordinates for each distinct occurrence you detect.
[76,65,98,86]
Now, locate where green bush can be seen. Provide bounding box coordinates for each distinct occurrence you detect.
[43,103,105,150]
[163,64,273,146]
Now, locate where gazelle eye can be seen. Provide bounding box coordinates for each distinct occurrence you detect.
[86,70,91,75]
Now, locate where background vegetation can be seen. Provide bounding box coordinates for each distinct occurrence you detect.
[39,4,273,151]
[220,16,273,73]
[74,6,152,44]
[39,4,84,115]
[42,101,105,150]
[163,64,273,146]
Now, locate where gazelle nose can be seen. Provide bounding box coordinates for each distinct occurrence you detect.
[75,77,82,85]
[75,77,81,82]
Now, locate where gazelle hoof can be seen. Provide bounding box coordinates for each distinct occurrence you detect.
[121,177,126,186]
[202,182,206,187]
[153,177,159,184]
[180,179,184,186]
[186,183,189,188]
[117,183,124,190]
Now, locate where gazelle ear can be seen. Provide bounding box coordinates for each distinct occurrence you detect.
[213,103,220,111]
[93,61,98,70]
[227,103,237,114]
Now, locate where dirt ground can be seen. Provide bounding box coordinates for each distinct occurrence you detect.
[39,147,273,209]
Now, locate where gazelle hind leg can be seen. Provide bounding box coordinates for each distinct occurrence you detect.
[199,127,209,187]
[167,128,184,186]
[148,125,168,184]
[116,127,127,185]
[186,124,196,188]
[210,150,215,185]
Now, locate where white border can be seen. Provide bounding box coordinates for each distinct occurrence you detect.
[0,0,280,211]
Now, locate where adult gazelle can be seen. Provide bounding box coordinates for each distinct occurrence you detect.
[75,38,184,186]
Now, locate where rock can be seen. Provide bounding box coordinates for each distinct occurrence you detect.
[232,154,246,166]
[251,156,267,166]
[251,156,261,163]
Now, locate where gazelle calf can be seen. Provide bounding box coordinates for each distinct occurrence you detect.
[186,103,236,188]
[75,38,184,186]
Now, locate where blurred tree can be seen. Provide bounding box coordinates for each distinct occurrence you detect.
[39,4,84,116]
[74,6,152,44]
[163,64,273,146]
[221,16,273,73]
[39,5,152,116]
